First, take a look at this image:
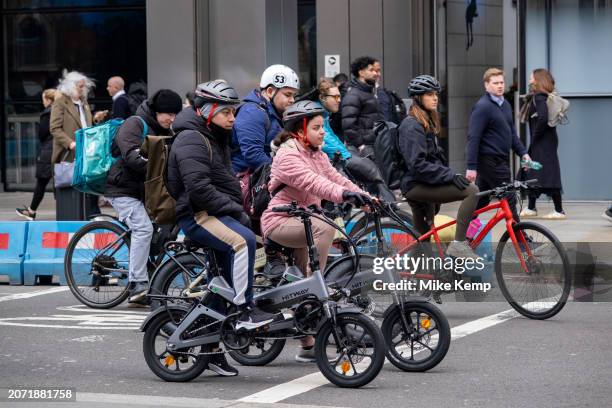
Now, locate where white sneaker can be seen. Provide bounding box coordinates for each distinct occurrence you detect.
[445,241,479,265]
[542,211,566,220]
[520,208,537,218]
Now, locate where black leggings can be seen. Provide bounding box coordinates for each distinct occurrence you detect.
[30,177,51,211]
[528,189,563,213]
[403,183,479,241]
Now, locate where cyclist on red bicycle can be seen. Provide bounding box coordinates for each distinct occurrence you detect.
[398,75,480,260]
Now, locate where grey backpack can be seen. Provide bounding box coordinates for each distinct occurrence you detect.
[546,92,570,127]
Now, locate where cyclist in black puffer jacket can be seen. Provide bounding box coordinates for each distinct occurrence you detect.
[166,81,277,378]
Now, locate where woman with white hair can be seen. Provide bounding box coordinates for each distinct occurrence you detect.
[50,69,99,218]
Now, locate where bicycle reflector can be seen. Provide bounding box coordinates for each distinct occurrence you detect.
[420,317,431,330]
[341,360,351,375]
[164,355,175,367]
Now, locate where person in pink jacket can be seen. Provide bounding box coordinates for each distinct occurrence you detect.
[260,100,371,362]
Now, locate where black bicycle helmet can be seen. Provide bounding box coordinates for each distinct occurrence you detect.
[282,100,325,125]
[194,80,241,107]
[408,75,441,97]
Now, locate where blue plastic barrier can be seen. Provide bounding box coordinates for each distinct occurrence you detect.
[22,221,87,285]
[0,222,29,285]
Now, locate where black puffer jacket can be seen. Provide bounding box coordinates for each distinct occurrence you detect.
[167,107,244,221]
[105,101,172,199]
[36,107,53,179]
[398,116,455,194]
[341,78,382,148]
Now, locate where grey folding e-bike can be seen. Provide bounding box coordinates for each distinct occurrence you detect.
[141,204,386,388]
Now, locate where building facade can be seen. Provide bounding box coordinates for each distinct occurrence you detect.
[2,0,611,200]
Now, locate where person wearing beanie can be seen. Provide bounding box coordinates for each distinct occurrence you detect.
[105,88,182,306]
[167,80,278,377]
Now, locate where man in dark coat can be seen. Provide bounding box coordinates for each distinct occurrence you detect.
[466,68,531,221]
[105,89,183,304]
[341,56,383,158]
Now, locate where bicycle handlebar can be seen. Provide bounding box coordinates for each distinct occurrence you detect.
[475,179,538,198]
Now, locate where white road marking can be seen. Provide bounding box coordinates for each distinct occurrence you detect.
[239,306,520,404]
[0,287,68,303]
[75,391,343,407]
[0,304,147,330]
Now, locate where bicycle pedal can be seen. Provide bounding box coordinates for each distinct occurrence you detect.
[108,278,119,285]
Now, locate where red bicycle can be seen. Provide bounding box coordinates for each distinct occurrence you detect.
[355,179,571,320]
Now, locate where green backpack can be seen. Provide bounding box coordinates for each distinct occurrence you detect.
[142,131,212,225]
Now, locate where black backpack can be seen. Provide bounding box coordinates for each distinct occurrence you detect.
[373,120,405,190]
[388,90,407,125]
[247,163,285,218]
[126,81,148,115]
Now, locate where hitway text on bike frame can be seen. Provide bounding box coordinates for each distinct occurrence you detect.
[372,254,486,275]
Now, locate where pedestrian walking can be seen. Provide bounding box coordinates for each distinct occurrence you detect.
[50,69,100,219]
[519,68,565,219]
[16,89,58,220]
[466,67,531,221]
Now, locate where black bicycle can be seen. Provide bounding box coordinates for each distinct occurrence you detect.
[64,215,180,308]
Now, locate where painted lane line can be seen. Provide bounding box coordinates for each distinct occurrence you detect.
[75,391,345,408]
[0,287,68,303]
[239,306,520,404]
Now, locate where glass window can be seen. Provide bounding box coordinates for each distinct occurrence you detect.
[525,0,548,82]
[4,10,147,111]
[550,0,612,94]
[3,0,144,9]
[298,0,316,92]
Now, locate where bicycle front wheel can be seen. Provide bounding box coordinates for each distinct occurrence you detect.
[64,221,131,309]
[495,221,571,319]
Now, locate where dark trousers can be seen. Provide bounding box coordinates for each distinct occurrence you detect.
[30,177,51,211]
[476,155,520,221]
[404,183,479,241]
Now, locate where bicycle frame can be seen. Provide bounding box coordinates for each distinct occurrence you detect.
[391,197,533,276]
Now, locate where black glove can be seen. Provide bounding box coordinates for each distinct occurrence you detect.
[342,191,371,207]
[452,174,471,190]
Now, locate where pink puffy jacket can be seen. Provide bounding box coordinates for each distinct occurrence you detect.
[261,139,364,237]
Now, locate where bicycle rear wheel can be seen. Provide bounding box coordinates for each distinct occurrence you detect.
[495,221,571,319]
[64,221,131,308]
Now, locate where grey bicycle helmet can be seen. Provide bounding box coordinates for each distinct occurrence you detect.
[194,80,241,106]
[194,80,241,123]
[282,100,325,126]
[408,75,441,97]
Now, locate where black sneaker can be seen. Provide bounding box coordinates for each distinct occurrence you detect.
[16,207,36,221]
[128,281,149,303]
[603,208,612,224]
[263,253,285,277]
[207,353,239,377]
[235,305,277,331]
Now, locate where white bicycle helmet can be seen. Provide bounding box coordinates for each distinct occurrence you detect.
[260,64,300,90]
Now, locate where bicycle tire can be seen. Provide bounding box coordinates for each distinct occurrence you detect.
[495,221,571,320]
[382,301,450,372]
[142,307,209,382]
[64,221,131,309]
[348,209,414,239]
[351,220,419,257]
[315,312,385,388]
[228,338,286,366]
[149,252,208,311]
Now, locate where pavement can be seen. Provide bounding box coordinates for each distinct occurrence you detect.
[1,192,612,407]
